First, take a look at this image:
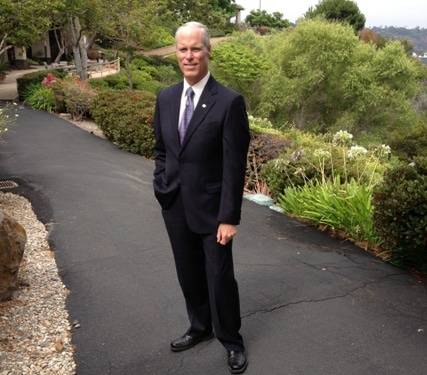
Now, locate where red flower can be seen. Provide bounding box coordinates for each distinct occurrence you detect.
[42,73,56,87]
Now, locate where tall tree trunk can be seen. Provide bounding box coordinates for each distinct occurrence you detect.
[53,29,65,64]
[68,16,88,80]
[79,33,88,79]
[0,33,12,58]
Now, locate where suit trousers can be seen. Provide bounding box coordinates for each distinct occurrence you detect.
[162,192,244,351]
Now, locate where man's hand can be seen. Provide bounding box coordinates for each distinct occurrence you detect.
[216,223,237,245]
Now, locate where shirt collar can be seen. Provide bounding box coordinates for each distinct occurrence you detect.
[183,71,210,96]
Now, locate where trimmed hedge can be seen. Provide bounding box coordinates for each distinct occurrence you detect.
[17,69,67,101]
[91,89,156,157]
[373,157,427,273]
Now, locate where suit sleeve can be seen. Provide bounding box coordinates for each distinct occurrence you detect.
[153,94,166,187]
[217,95,250,225]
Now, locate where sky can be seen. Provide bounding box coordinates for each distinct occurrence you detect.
[237,0,427,28]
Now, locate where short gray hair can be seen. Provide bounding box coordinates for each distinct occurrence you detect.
[175,22,211,49]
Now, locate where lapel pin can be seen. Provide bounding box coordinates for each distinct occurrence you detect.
[202,104,207,108]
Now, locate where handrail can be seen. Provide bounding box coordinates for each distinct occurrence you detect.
[48,57,121,78]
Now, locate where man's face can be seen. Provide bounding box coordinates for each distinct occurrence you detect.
[176,28,210,85]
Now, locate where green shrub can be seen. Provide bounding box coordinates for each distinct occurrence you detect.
[89,69,170,94]
[51,80,67,113]
[61,78,96,120]
[389,122,427,159]
[132,71,165,93]
[89,72,130,90]
[25,84,56,112]
[211,34,268,111]
[149,65,180,85]
[91,89,156,157]
[88,78,110,90]
[143,25,175,49]
[373,157,427,272]
[279,177,379,245]
[17,69,67,101]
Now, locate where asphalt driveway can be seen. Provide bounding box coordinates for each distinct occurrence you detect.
[1,104,426,375]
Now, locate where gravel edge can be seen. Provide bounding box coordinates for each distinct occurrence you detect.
[0,192,76,375]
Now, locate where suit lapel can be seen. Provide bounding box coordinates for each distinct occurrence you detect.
[180,76,217,154]
[167,82,182,156]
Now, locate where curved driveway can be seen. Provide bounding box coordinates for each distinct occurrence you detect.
[1,105,426,375]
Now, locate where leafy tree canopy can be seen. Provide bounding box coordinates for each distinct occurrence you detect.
[245,9,291,29]
[160,0,236,31]
[257,20,420,142]
[0,0,61,55]
[305,0,366,32]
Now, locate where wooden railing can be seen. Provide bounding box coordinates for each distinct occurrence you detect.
[48,58,120,78]
[87,58,121,78]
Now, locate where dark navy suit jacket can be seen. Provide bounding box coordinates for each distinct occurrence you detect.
[153,75,250,234]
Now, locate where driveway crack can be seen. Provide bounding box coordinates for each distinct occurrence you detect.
[242,273,405,319]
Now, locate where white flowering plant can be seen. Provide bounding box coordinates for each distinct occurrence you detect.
[347,145,368,160]
[262,129,393,198]
[0,103,19,139]
[332,130,353,146]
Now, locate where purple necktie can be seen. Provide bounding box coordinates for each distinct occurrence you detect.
[179,87,195,144]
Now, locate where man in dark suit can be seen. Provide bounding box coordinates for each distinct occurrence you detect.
[153,21,250,374]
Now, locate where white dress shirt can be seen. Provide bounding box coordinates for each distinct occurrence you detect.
[178,72,211,127]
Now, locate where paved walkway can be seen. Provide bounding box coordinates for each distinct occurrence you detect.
[0,68,43,101]
[1,105,426,375]
[0,62,119,101]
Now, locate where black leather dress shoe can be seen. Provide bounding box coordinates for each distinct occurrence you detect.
[227,350,248,374]
[170,332,214,352]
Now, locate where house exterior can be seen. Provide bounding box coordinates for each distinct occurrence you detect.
[4,30,61,67]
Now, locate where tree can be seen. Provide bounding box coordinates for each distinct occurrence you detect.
[305,0,366,32]
[160,0,236,31]
[257,20,420,141]
[211,31,268,110]
[102,0,159,88]
[0,0,60,59]
[245,10,290,29]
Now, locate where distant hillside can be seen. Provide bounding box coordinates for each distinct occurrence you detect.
[372,27,427,53]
